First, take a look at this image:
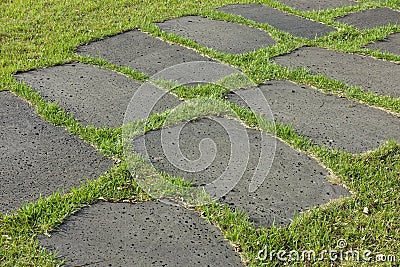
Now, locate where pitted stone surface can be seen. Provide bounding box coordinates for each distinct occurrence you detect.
[227,80,400,153]
[156,16,275,54]
[336,8,400,30]
[132,117,349,226]
[0,91,113,214]
[217,4,335,39]
[272,46,400,97]
[366,33,400,55]
[77,30,209,75]
[15,63,181,127]
[38,201,245,267]
[278,0,357,11]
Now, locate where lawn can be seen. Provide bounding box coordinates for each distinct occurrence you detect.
[0,0,399,266]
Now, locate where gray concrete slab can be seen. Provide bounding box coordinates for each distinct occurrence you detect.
[15,63,181,127]
[132,117,349,227]
[366,33,400,55]
[227,80,400,153]
[38,201,245,267]
[272,46,400,98]
[77,30,209,75]
[0,91,113,214]
[156,16,275,54]
[217,4,335,39]
[336,8,400,30]
[278,0,357,11]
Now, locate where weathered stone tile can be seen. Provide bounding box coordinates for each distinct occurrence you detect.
[77,30,209,75]
[156,16,275,54]
[132,117,349,226]
[218,4,335,39]
[39,202,245,266]
[15,63,180,127]
[366,33,400,55]
[336,8,400,30]
[272,46,400,97]
[278,0,358,11]
[0,91,113,213]
[227,80,400,153]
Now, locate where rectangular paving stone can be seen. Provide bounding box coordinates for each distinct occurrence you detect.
[39,201,245,267]
[366,33,400,55]
[278,0,358,11]
[77,30,209,75]
[217,4,336,39]
[15,63,181,128]
[156,16,275,54]
[335,8,400,30]
[0,91,113,214]
[227,80,400,153]
[132,117,349,227]
[272,46,400,98]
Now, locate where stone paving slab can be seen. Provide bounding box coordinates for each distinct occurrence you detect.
[132,117,349,227]
[272,46,400,98]
[38,201,245,266]
[278,0,357,11]
[156,16,275,54]
[366,33,400,55]
[77,30,209,75]
[15,63,181,127]
[217,4,335,39]
[227,80,400,153]
[335,8,400,30]
[0,91,113,214]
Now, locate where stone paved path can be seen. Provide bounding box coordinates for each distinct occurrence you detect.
[39,202,244,266]
[0,91,113,213]
[156,16,275,54]
[335,7,400,30]
[132,117,349,227]
[217,4,335,39]
[15,63,181,127]
[227,81,400,153]
[3,1,400,266]
[366,32,400,55]
[77,30,209,75]
[273,46,400,97]
[277,0,357,11]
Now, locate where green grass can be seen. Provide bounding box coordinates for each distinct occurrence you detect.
[1,0,400,266]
